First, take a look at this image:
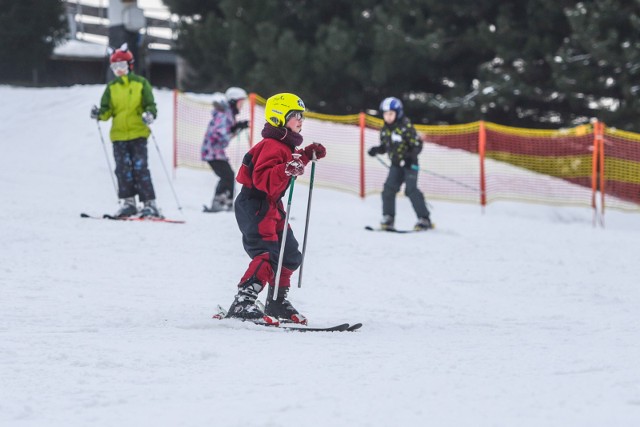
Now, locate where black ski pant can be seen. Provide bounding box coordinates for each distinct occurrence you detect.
[207,160,235,200]
[382,165,430,219]
[234,188,302,288]
[112,138,156,202]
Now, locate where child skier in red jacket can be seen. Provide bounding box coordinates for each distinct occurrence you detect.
[223,93,326,325]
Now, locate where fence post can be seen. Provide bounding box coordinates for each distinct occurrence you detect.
[591,121,600,216]
[478,120,487,210]
[359,112,366,198]
[249,93,256,148]
[597,121,606,225]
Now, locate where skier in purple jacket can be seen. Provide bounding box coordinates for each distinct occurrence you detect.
[201,87,249,212]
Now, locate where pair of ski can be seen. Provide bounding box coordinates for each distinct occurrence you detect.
[214,305,362,332]
[80,212,185,224]
[365,225,433,234]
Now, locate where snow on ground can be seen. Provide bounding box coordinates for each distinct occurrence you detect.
[1,85,640,427]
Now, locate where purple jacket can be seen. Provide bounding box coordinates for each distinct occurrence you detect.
[201,107,235,161]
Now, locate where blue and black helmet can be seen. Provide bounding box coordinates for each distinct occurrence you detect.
[379,97,403,119]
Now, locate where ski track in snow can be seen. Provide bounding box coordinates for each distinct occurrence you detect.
[1,86,640,427]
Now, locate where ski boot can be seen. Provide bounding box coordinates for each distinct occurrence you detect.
[205,193,233,213]
[380,214,395,231]
[140,199,161,218]
[226,280,278,325]
[114,197,137,218]
[414,216,433,231]
[264,286,307,325]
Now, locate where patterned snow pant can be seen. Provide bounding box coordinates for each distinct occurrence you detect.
[234,188,302,290]
[382,165,430,219]
[112,138,156,202]
[207,159,235,200]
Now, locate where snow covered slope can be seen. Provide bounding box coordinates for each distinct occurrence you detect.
[1,85,639,427]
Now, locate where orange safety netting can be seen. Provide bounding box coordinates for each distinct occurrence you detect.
[173,91,640,215]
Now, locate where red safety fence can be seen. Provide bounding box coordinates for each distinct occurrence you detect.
[173,91,640,217]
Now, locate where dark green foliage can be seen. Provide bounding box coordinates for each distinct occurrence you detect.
[0,0,68,80]
[554,0,640,131]
[165,0,640,131]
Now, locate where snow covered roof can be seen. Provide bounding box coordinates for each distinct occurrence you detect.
[52,39,108,60]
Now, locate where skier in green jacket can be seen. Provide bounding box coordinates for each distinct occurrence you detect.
[91,43,161,218]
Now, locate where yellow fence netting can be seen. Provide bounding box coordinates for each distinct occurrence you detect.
[173,91,640,214]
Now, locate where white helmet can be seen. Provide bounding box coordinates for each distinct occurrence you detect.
[225,87,248,101]
[211,92,228,109]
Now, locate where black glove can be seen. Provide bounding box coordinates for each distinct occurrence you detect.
[403,155,419,171]
[368,146,381,157]
[231,120,249,132]
[90,105,100,120]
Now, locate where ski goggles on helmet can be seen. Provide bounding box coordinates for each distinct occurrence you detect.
[285,111,305,122]
[110,61,129,73]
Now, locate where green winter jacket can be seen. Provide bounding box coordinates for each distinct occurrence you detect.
[98,73,157,142]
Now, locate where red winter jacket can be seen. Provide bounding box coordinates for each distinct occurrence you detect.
[237,137,295,203]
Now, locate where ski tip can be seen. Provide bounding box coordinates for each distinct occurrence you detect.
[347,323,363,331]
[281,323,350,332]
[80,213,90,218]
[364,226,374,231]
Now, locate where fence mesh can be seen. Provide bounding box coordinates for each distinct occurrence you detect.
[173,91,640,214]
[483,123,595,207]
[602,127,640,212]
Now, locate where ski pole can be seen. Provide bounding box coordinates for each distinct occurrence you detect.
[374,154,481,193]
[96,120,119,200]
[272,162,298,301]
[149,129,184,214]
[297,151,317,288]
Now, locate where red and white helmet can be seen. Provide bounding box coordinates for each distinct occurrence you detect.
[109,43,134,70]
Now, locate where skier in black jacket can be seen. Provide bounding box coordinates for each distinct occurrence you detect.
[368,97,432,231]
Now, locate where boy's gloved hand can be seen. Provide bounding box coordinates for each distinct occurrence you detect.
[142,111,155,125]
[231,120,249,132]
[368,146,382,156]
[90,105,100,120]
[285,154,305,176]
[300,142,326,163]
[403,155,419,171]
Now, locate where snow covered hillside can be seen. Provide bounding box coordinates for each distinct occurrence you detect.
[1,85,639,427]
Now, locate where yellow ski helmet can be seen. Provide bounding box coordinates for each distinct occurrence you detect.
[264,93,305,127]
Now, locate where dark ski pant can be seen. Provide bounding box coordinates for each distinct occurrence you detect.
[112,138,156,202]
[207,159,235,200]
[382,165,430,219]
[234,189,302,289]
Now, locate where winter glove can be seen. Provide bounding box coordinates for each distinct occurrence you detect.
[142,111,155,125]
[285,154,305,177]
[231,120,249,133]
[368,146,382,157]
[403,155,419,171]
[300,142,327,163]
[90,105,100,120]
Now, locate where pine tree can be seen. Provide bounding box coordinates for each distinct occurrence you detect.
[554,0,640,131]
[0,0,68,82]
[164,0,640,130]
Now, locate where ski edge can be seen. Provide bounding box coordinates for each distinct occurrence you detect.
[280,323,350,332]
[364,225,415,234]
[213,305,361,332]
[80,212,185,224]
[364,225,433,233]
